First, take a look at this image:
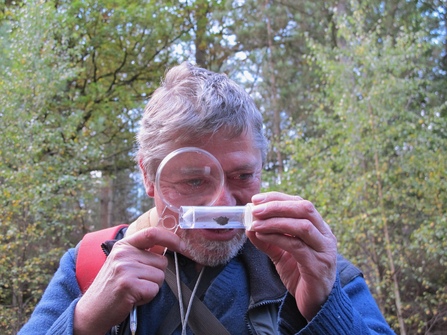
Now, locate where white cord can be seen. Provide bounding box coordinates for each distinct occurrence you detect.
[174,252,186,329]
[156,206,205,334]
[174,251,205,335]
[182,266,204,334]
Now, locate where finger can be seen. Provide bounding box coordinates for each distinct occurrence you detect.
[252,191,303,205]
[105,263,166,306]
[252,232,321,260]
[246,230,283,260]
[108,246,168,270]
[249,231,337,270]
[134,279,164,306]
[123,227,185,254]
[131,265,166,289]
[250,232,308,262]
[251,218,329,252]
[103,242,168,278]
[251,196,331,236]
[149,244,170,255]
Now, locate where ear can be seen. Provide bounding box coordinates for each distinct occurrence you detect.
[145,180,155,197]
[139,159,155,197]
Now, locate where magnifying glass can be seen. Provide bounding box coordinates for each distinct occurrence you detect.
[155,147,254,231]
[154,147,225,229]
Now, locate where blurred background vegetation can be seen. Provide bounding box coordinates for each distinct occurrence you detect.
[0,0,446,334]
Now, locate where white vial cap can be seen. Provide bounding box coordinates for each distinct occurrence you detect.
[244,203,254,231]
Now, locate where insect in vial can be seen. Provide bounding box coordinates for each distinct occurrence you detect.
[213,216,230,226]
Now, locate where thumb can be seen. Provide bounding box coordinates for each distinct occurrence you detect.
[246,230,271,255]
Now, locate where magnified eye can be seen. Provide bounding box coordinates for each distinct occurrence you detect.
[155,147,225,209]
[186,178,204,187]
[177,177,209,193]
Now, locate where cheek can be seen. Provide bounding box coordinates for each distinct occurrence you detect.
[236,183,261,204]
[247,175,262,193]
[154,196,165,215]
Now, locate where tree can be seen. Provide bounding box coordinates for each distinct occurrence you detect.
[2,0,446,332]
[0,0,189,331]
[0,2,83,331]
[281,8,447,333]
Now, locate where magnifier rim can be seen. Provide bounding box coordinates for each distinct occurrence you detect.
[155,147,225,213]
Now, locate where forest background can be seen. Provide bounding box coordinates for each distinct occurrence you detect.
[0,0,446,334]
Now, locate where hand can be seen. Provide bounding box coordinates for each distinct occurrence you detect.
[246,192,337,321]
[74,227,185,335]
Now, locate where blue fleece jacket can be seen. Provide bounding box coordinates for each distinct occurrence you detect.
[19,246,396,335]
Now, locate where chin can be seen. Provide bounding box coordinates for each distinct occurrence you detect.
[178,230,247,267]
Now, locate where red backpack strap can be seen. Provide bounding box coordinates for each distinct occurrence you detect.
[75,224,129,294]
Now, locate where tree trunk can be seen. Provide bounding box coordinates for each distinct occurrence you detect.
[362,158,385,314]
[107,176,114,227]
[101,174,113,228]
[194,0,210,68]
[368,102,406,335]
[264,0,283,179]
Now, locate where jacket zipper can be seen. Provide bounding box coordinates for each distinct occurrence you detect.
[245,298,283,335]
[101,243,111,257]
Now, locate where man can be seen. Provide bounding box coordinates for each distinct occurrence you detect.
[20,62,395,334]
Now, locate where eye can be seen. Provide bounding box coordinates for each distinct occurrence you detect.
[235,173,254,181]
[186,178,203,187]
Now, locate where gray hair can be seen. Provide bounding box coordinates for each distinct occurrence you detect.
[136,62,267,184]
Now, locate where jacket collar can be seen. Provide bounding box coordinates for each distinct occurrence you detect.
[240,240,287,308]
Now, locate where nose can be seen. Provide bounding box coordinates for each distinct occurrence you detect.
[213,184,237,206]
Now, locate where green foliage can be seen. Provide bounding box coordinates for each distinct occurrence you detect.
[280,9,447,333]
[227,0,337,179]
[1,0,446,333]
[0,2,83,332]
[0,0,186,332]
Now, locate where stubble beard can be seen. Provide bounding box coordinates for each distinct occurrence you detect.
[178,229,247,267]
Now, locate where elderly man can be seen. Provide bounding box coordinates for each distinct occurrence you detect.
[20,62,395,334]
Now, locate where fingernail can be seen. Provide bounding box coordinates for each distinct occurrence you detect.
[180,241,186,252]
[252,204,266,214]
[252,194,266,203]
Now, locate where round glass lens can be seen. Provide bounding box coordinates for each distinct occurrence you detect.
[155,147,224,213]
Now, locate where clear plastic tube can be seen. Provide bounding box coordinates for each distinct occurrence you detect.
[179,204,254,230]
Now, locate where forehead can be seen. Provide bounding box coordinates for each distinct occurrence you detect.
[185,130,262,171]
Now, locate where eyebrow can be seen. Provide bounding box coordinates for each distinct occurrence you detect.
[226,163,261,174]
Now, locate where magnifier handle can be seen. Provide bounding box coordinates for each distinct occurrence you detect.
[155,206,178,231]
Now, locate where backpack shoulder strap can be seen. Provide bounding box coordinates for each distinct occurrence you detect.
[75,224,129,294]
[160,255,231,335]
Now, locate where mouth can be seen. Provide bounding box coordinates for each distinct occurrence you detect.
[199,228,240,241]
[209,229,233,233]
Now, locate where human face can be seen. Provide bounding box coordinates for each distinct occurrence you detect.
[149,129,263,266]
